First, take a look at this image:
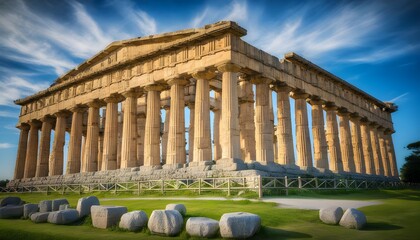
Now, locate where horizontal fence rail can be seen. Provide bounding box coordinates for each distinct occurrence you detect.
[1,176,404,198]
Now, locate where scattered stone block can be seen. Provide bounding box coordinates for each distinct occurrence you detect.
[148,210,183,236]
[31,212,50,223]
[186,217,219,238]
[48,209,80,225]
[339,208,367,230]
[219,212,261,238]
[119,210,148,231]
[59,204,70,211]
[24,203,39,218]
[0,196,22,206]
[76,196,99,217]
[319,207,343,225]
[165,203,186,216]
[52,199,69,211]
[91,206,127,229]
[39,200,52,212]
[0,205,24,219]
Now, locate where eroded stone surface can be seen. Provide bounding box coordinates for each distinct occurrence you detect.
[0,205,24,219]
[148,210,183,236]
[219,212,261,238]
[119,210,148,231]
[31,212,50,223]
[48,209,80,225]
[24,203,39,218]
[186,217,219,238]
[39,200,52,213]
[165,203,186,216]
[319,207,343,225]
[52,199,69,211]
[0,196,22,206]
[339,208,367,230]
[76,196,99,217]
[91,205,127,229]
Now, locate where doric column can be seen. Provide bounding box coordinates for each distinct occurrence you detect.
[102,96,120,170]
[192,70,215,162]
[370,122,384,175]
[49,112,68,176]
[324,103,343,172]
[66,106,85,174]
[384,130,398,177]
[273,84,295,166]
[378,127,390,176]
[238,75,256,162]
[338,109,355,173]
[24,120,41,178]
[213,91,222,160]
[217,63,241,159]
[97,133,104,171]
[117,112,123,169]
[36,116,54,177]
[161,106,170,165]
[187,102,195,162]
[81,101,101,172]
[144,85,163,167]
[14,123,30,179]
[291,91,313,168]
[350,114,365,174]
[308,98,328,169]
[121,90,141,169]
[253,76,274,163]
[137,112,146,166]
[166,78,188,165]
[360,119,375,174]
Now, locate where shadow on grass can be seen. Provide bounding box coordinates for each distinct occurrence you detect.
[251,226,312,239]
[363,222,403,231]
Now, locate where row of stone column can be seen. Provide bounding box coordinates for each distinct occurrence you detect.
[13,63,398,179]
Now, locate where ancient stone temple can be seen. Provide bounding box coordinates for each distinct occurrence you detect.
[11,21,399,186]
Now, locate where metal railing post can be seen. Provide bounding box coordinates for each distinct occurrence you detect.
[227,178,231,196]
[198,178,201,195]
[258,175,263,199]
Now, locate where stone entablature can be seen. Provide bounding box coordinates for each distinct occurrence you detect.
[11,21,399,182]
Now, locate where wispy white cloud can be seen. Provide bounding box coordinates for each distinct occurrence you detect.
[0,111,18,118]
[387,92,409,103]
[0,143,14,149]
[191,0,249,28]
[0,76,49,106]
[344,44,419,63]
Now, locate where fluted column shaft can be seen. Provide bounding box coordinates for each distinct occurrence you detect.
[97,134,104,171]
[82,102,100,172]
[217,63,241,159]
[360,120,374,174]
[213,92,222,160]
[166,79,187,165]
[293,92,313,167]
[192,72,214,162]
[274,86,295,165]
[121,91,140,168]
[385,132,398,177]
[325,105,343,172]
[36,117,53,177]
[24,121,40,178]
[378,128,390,176]
[102,97,119,170]
[161,107,170,165]
[49,113,67,176]
[238,79,256,162]
[254,78,274,162]
[350,115,365,173]
[14,124,30,179]
[338,111,355,173]
[137,113,146,166]
[66,107,84,174]
[144,86,162,166]
[370,123,384,175]
[310,100,328,169]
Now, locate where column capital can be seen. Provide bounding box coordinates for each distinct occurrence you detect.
[216,62,241,73]
[323,102,338,111]
[238,73,250,82]
[350,113,362,121]
[69,105,87,113]
[290,90,310,100]
[104,93,124,103]
[122,88,143,98]
[144,84,165,92]
[251,74,273,84]
[54,110,71,118]
[307,96,324,105]
[40,115,55,123]
[191,68,216,80]
[28,119,42,129]
[16,122,30,131]
[271,82,293,93]
[86,99,104,108]
[369,121,379,128]
[337,108,350,117]
[360,117,371,125]
[167,77,189,86]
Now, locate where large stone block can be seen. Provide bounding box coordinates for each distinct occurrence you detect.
[186,217,219,238]
[219,212,261,238]
[52,199,69,211]
[0,196,22,206]
[148,210,183,236]
[31,212,50,223]
[165,203,187,216]
[23,203,39,219]
[48,209,80,225]
[119,210,148,231]
[76,196,99,217]
[91,206,127,229]
[339,208,367,230]
[39,200,52,212]
[0,205,24,219]
[319,207,343,225]
[59,204,70,211]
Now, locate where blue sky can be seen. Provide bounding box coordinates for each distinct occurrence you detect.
[0,0,419,179]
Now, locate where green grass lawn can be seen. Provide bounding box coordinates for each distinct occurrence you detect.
[0,189,419,239]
